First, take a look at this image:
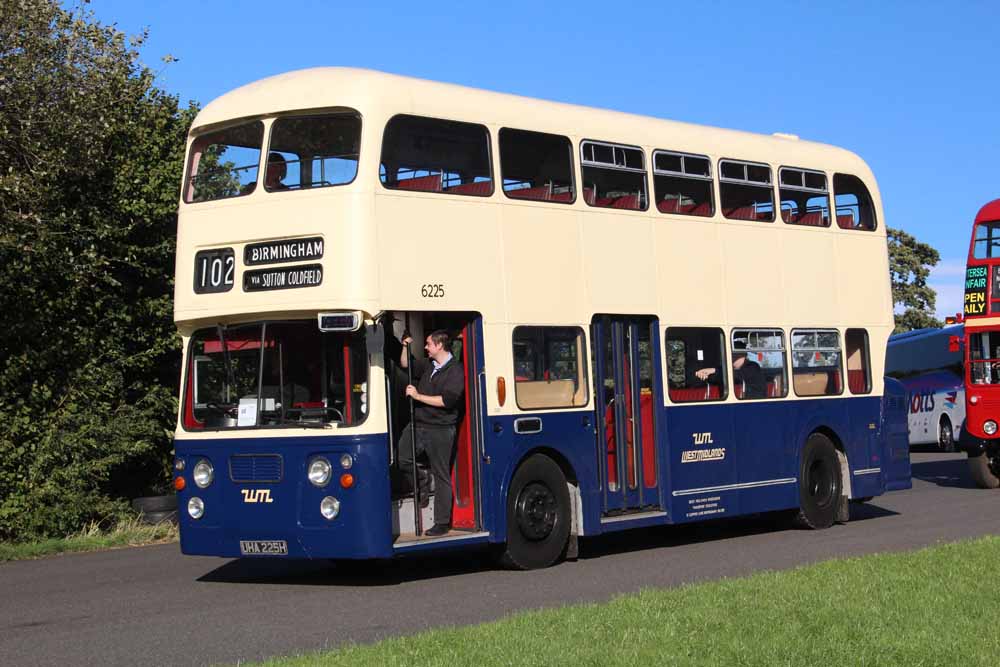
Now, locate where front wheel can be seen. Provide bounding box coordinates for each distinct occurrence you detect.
[796,433,842,529]
[938,417,956,452]
[968,452,1000,489]
[499,454,571,570]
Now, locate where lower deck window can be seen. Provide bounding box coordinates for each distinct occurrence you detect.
[184,320,368,429]
[731,329,787,399]
[513,326,588,409]
[845,328,871,394]
[791,329,843,396]
[666,327,727,402]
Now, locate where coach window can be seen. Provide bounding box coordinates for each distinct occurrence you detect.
[779,168,831,227]
[653,151,714,217]
[513,326,589,409]
[379,115,493,196]
[791,329,844,397]
[845,329,872,394]
[719,159,775,222]
[665,327,727,402]
[266,113,361,191]
[580,140,648,211]
[184,121,264,203]
[731,329,787,399]
[500,128,575,203]
[833,174,877,230]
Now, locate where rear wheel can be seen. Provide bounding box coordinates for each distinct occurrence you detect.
[938,417,956,452]
[796,433,842,529]
[499,454,570,570]
[968,452,1000,489]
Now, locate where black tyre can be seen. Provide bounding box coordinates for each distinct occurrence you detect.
[499,454,571,570]
[141,510,178,526]
[938,417,956,453]
[968,453,1000,489]
[131,495,177,513]
[795,433,842,529]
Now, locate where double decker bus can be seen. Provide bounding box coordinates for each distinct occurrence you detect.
[172,68,909,569]
[963,198,1000,488]
[886,324,965,451]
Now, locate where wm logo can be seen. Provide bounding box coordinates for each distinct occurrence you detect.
[241,489,274,503]
[692,432,714,445]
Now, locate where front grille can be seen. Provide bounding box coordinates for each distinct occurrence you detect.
[229,454,283,483]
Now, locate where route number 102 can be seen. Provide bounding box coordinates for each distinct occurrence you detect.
[194,248,235,294]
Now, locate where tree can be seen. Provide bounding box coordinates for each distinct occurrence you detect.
[887,227,942,334]
[0,1,196,540]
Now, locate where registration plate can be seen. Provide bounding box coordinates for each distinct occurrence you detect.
[239,540,288,556]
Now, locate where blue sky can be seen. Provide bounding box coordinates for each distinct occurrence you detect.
[89,0,1000,317]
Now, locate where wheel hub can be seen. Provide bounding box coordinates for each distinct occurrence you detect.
[807,459,834,505]
[515,482,558,541]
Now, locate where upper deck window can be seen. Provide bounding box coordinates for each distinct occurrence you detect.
[972,222,1000,259]
[719,159,774,222]
[500,128,575,204]
[380,115,493,196]
[833,173,877,230]
[184,121,264,203]
[580,140,648,211]
[779,167,831,227]
[266,113,361,192]
[652,150,714,217]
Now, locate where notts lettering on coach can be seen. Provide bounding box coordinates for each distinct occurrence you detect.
[244,236,324,266]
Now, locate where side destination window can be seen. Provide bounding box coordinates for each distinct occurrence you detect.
[513,326,589,409]
[833,174,877,230]
[379,115,493,196]
[184,121,264,203]
[719,159,775,222]
[845,329,872,394]
[580,140,648,211]
[779,167,831,227]
[500,128,575,204]
[731,329,787,400]
[266,113,361,191]
[665,327,728,402]
[653,150,714,217]
[791,329,844,397]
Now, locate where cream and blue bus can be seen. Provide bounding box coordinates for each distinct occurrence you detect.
[172,68,910,569]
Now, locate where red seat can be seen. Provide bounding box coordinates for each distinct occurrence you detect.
[583,187,596,205]
[396,174,441,192]
[550,191,574,202]
[448,181,492,196]
[848,369,867,393]
[837,214,856,229]
[724,206,758,220]
[292,401,324,409]
[595,196,614,207]
[657,198,680,213]
[507,186,550,201]
[686,202,712,216]
[669,385,721,402]
[611,194,641,210]
[796,212,826,226]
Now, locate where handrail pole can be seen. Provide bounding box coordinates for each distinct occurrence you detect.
[406,313,423,536]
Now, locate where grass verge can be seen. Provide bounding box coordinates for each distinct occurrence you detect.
[0,515,178,562]
[253,535,1000,666]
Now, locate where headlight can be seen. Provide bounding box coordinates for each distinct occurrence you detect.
[193,459,214,488]
[320,496,340,520]
[984,420,997,435]
[308,457,332,487]
[339,453,353,470]
[187,497,205,519]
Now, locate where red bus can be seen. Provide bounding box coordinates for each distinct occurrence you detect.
[962,198,1000,487]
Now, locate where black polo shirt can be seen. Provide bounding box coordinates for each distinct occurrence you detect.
[411,355,465,427]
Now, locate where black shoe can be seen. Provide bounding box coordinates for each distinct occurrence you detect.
[425,523,450,537]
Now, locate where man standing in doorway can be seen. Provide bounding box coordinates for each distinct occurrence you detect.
[398,329,465,536]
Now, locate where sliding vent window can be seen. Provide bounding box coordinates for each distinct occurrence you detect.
[184,121,264,203]
[580,141,648,211]
[833,174,877,230]
[731,329,787,399]
[513,326,589,409]
[719,159,774,222]
[653,151,714,217]
[266,113,361,191]
[791,329,843,397]
[500,128,575,203]
[380,115,493,196]
[779,167,830,227]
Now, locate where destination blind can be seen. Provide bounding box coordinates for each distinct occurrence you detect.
[244,264,323,292]
[244,237,324,266]
[965,265,988,316]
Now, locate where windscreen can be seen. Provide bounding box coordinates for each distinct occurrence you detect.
[184,321,368,429]
[184,121,264,203]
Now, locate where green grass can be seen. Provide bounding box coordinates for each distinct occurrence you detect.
[253,536,1000,667]
[0,515,178,562]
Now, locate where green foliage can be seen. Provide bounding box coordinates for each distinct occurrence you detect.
[887,227,942,334]
[0,1,195,540]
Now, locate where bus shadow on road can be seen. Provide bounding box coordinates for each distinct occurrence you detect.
[911,456,976,489]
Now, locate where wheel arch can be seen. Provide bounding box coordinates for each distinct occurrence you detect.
[499,446,583,540]
[806,425,853,503]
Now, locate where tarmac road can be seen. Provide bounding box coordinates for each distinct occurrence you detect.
[1,451,998,667]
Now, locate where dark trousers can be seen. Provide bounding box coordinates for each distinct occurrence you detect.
[397,423,457,526]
